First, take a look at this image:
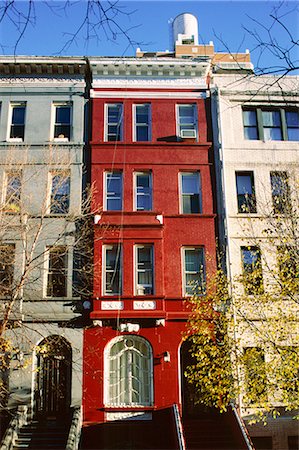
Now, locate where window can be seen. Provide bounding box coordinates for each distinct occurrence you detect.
[277,246,299,291]
[262,110,282,140]
[4,172,21,212]
[135,245,154,295]
[134,172,152,211]
[241,246,263,295]
[104,172,122,211]
[286,111,299,141]
[134,104,151,141]
[177,104,197,138]
[243,109,258,140]
[183,247,205,295]
[53,104,71,140]
[103,245,122,295]
[46,247,67,297]
[180,172,201,214]
[243,347,267,404]
[50,171,70,214]
[242,107,299,141]
[270,171,291,214]
[0,244,15,297]
[106,104,123,141]
[236,171,256,213]
[9,103,26,140]
[105,336,153,406]
[278,347,299,402]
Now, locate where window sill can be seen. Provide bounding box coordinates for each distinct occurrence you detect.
[52,138,70,142]
[7,138,23,142]
[100,406,154,412]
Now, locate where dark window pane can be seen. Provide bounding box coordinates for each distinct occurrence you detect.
[12,107,25,125]
[47,247,67,297]
[184,248,205,295]
[136,173,152,211]
[50,173,70,214]
[136,127,149,141]
[236,172,256,213]
[181,173,201,214]
[107,104,123,141]
[106,172,122,210]
[243,110,258,140]
[10,106,25,139]
[54,106,71,139]
[262,111,282,141]
[243,110,257,126]
[136,246,153,295]
[105,245,122,294]
[244,127,258,140]
[270,172,291,214]
[262,111,281,126]
[241,247,263,294]
[264,127,282,141]
[286,111,299,141]
[56,106,70,123]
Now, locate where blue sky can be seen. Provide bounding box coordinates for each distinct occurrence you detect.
[0,1,298,73]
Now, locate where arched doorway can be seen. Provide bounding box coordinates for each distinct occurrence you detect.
[104,335,153,407]
[34,335,71,417]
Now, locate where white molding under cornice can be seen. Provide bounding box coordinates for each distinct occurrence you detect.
[0,77,85,87]
[91,78,207,90]
[91,89,207,99]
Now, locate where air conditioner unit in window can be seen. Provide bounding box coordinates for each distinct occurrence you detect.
[180,129,197,138]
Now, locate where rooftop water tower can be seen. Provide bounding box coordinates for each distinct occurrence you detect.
[171,13,199,50]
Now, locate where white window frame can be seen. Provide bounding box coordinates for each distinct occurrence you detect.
[182,247,205,296]
[7,102,26,142]
[104,335,153,407]
[133,104,151,142]
[134,171,152,211]
[104,171,123,211]
[134,244,154,296]
[176,104,198,139]
[51,102,72,142]
[44,245,70,299]
[179,172,202,214]
[47,170,71,215]
[102,244,122,296]
[105,103,123,142]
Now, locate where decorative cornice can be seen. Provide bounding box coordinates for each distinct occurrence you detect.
[90,57,210,80]
[0,56,86,76]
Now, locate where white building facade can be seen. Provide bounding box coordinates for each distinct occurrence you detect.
[211,73,299,450]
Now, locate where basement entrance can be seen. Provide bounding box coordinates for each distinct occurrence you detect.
[34,335,71,418]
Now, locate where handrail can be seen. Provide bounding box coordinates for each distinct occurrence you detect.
[65,406,82,450]
[231,404,255,450]
[0,406,28,450]
[172,404,186,450]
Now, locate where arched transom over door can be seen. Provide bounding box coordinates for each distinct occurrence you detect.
[105,336,153,407]
[35,335,72,417]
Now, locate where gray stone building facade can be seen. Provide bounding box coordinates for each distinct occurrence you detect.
[0,57,87,414]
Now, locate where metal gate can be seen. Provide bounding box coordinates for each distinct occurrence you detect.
[35,336,71,417]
